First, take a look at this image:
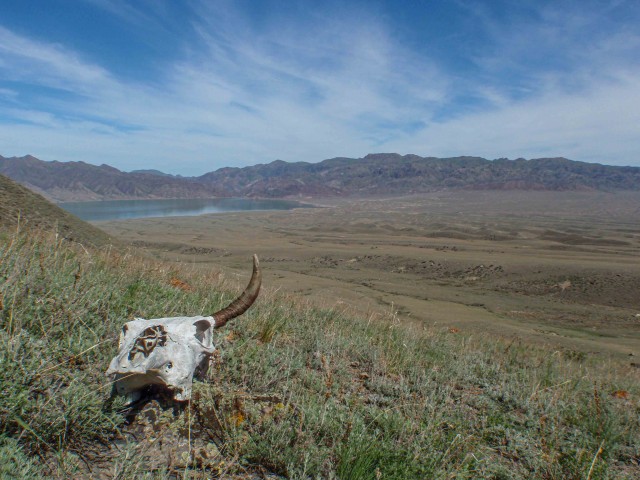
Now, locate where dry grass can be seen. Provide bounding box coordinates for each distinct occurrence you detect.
[100,191,640,360]
[0,227,639,478]
[0,173,115,248]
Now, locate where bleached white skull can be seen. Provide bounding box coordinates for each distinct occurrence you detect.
[106,255,261,403]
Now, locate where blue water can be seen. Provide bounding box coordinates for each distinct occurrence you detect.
[59,198,313,221]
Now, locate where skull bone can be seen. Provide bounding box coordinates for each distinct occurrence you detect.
[106,316,215,403]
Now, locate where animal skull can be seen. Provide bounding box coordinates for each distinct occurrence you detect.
[106,255,261,403]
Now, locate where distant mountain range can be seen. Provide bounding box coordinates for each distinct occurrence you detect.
[2,153,639,202]
[0,155,222,202]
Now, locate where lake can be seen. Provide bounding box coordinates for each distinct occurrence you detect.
[59,198,314,221]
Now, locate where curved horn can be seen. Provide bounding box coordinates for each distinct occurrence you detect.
[213,254,261,329]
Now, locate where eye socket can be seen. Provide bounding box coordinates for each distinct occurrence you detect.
[165,362,173,370]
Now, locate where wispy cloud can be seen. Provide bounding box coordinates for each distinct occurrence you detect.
[0,26,114,94]
[462,1,640,95]
[386,70,640,165]
[0,0,638,173]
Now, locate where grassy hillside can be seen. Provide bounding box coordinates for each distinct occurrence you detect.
[0,173,115,247]
[0,228,638,478]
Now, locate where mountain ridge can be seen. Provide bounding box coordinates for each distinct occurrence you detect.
[1,153,639,202]
[195,153,640,197]
[0,155,218,202]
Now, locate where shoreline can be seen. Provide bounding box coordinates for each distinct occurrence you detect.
[98,191,640,360]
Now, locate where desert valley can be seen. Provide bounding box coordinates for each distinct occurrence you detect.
[99,190,640,360]
[2,154,640,478]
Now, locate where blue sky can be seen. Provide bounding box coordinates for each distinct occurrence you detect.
[0,0,638,175]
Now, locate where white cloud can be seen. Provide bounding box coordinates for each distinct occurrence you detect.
[385,72,640,166]
[0,1,639,173]
[0,27,115,94]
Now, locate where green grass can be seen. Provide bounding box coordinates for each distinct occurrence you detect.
[0,173,115,248]
[0,229,638,478]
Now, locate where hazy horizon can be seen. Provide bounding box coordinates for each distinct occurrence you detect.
[4,151,638,179]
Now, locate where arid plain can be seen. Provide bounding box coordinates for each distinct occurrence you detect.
[99,190,640,361]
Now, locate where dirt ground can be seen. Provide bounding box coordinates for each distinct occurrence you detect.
[99,190,640,360]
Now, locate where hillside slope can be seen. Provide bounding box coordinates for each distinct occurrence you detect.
[1,229,638,478]
[0,173,115,246]
[0,155,218,202]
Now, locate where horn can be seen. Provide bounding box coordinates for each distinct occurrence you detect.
[213,254,261,329]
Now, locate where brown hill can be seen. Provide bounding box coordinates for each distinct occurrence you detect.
[197,154,640,197]
[0,155,219,202]
[0,173,115,247]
